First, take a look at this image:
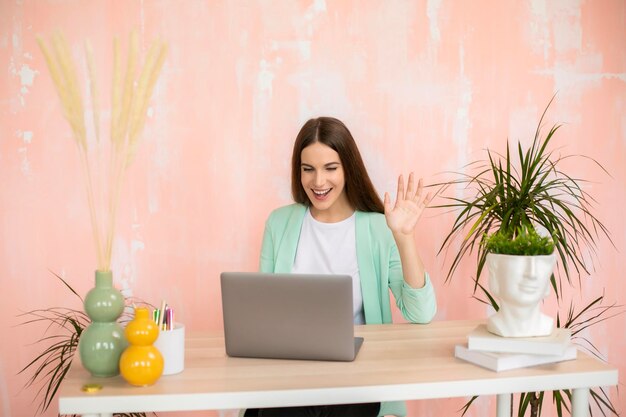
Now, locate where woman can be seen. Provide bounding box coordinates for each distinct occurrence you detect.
[249,117,436,417]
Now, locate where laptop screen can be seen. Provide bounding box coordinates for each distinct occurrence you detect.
[220,272,362,361]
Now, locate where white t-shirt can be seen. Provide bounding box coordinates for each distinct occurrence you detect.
[292,208,365,324]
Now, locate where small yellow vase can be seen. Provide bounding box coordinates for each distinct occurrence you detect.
[119,307,164,386]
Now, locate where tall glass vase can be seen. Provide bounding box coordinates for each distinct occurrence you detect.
[78,270,128,377]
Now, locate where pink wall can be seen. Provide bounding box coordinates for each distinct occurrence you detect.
[1,1,624,416]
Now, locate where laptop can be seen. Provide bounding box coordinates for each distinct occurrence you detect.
[220,272,364,362]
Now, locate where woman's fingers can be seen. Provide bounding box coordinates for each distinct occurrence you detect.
[421,191,433,208]
[396,174,405,204]
[407,176,426,204]
[406,172,415,198]
[394,173,430,208]
[412,177,424,203]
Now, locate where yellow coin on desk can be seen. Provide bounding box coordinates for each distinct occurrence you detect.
[81,383,102,393]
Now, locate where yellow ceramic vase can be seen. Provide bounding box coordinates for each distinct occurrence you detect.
[119,307,164,386]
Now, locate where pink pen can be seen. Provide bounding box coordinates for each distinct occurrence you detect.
[168,308,174,330]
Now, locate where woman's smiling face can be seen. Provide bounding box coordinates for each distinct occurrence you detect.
[300,142,352,222]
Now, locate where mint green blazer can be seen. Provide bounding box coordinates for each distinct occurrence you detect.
[259,204,437,417]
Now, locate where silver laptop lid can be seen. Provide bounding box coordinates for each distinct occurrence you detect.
[220,272,360,361]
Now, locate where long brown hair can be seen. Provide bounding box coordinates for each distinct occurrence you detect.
[291,117,384,214]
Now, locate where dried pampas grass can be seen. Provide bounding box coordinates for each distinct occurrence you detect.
[37,30,167,272]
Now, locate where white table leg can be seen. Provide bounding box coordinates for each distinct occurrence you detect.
[572,388,590,417]
[496,393,512,417]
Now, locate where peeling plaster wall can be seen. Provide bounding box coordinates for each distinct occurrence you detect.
[1,1,624,416]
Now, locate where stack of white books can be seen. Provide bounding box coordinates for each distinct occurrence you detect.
[455,324,577,372]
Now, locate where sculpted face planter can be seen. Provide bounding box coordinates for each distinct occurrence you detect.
[486,253,557,338]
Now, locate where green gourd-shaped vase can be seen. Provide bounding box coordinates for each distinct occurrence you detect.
[79,270,128,377]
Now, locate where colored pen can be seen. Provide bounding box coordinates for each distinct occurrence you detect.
[158,300,166,330]
[167,307,174,330]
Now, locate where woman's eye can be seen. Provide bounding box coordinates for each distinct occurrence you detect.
[302,167,313,172]
[326,167,337,171]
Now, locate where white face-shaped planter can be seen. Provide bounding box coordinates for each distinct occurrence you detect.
[486,253,557,337]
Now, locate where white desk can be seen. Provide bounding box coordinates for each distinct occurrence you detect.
[58,320,618,417]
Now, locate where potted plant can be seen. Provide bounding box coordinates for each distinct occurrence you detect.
[434,97,619,415]
[482,226,557,337]
[18,272,152,417]
[437,97,611,298]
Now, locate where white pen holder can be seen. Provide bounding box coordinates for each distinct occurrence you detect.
[154,323,185,375]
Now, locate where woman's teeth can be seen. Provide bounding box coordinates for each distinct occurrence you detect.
[313,189,331,196]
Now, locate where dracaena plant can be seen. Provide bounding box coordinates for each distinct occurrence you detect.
[18,272,154,417]
[432,97,619,416]
[435,96,611,302]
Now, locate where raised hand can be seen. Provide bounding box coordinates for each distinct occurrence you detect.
[384,172,432,237]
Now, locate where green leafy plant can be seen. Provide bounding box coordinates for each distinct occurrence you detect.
[18,271,153,417]
[483,226,555,256]
[433,97,619,416]
[436,96,611,300]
